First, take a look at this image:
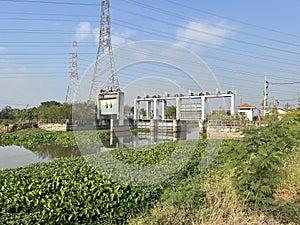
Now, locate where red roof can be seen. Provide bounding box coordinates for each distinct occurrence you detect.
[237,103,256,109]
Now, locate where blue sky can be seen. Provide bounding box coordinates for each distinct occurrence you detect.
[0,0,299,110]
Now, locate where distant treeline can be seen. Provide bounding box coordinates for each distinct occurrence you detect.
[0,101,72,124]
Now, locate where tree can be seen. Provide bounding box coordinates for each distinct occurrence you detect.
[40,101,61,108]
[18,107,38,121]
[36,101,72,121]
[0,106,15,120]
[124,105,134,116]
[140,108,147,117]
[166,106,176,119]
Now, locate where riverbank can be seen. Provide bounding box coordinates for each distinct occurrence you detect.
[0,112,299,224]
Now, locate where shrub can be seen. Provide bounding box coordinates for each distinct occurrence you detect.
[230,120,297,210]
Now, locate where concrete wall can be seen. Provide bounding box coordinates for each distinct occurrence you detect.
[207,126,243,140]
[0,124,15,133]
[38,123,67,132]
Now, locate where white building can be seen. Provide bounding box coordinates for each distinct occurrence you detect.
[237,103,256,121]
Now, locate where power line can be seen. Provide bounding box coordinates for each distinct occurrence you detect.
[0,41,98,44]
[0,52,298,86]
[112,5,300,48]
[0,7,298,78]
[0,1,297,106]
[1,20,300,65]
[0,27,298,63]
[0,68,296,97]
[162,0,300,39]
[0,57,71,60]
[0,28,98,34]
[0,0,298,59]
[83,53,299,91]
[0,75,69,78]
[81,70,299,97]
[278,98,298,102]
[0,52,98,55]
[1,44,96,47]
[113,19,300,55]
[110,25,299,72]
[107,42,300,82]
[0,0,99,6]
[1,6,300,48]
[0,16,96,23]
[0,10,99,18]
[1,41,298,83]
[1,17,299,55]
[111,31,300,74]
[270,81,300,85]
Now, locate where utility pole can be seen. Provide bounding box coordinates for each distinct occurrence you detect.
[263,76,269,116]
[273,97,279,121]
[66,41,80,103]
[89,0,119,101]
[257,108,261,127]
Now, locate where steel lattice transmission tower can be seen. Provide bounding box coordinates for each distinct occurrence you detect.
[66,41,80,103]
[89,0,119,101]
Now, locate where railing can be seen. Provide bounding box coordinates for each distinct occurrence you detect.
[207,120,256,128]
[38,119,70,125]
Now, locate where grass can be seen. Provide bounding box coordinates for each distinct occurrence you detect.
[130,169,299,225]
[274,150,300,203]
[129,174,279,225]
[130,142,300,225]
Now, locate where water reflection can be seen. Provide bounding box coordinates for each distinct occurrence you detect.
[0,146,51,169]
[0,145,80,170]
[27,145,81,159]
[99,127,199,151]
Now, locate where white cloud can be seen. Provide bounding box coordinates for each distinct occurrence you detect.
[176,20,234,51]
[75,22,132,46]
[75,22,98,41]
[112,30,133,47]
[0,46,7,54]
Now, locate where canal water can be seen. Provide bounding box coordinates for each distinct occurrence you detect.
[0,145,80,170]
[0,146,51,169]
[0,127,199,170]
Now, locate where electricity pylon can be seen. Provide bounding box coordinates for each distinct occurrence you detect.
[66,41,80,103]
[89,0,119,101]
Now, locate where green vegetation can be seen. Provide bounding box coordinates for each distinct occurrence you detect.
[166,105,176,119]
[0,101,73,125]
[0,111,299,224]
[0,129,110,148]
[0,157,158,224]
[231,120,297,209]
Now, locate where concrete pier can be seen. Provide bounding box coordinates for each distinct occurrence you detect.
[173,120,187,133]
[198,119,207,139]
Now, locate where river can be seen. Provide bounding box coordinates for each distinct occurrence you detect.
[0,127,199,169]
